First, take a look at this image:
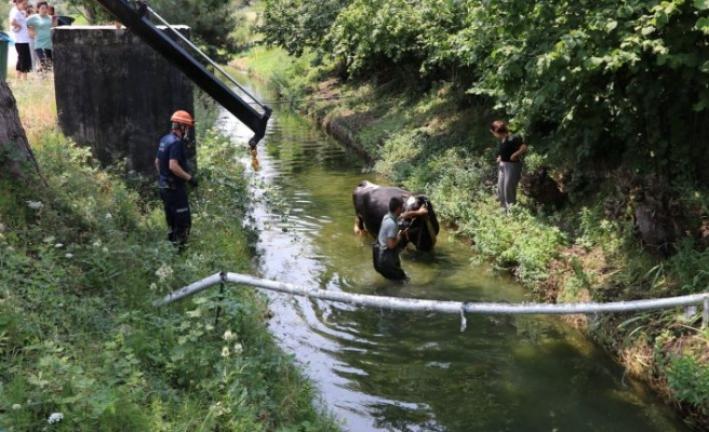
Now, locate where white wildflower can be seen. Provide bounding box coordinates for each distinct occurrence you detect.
[54,243,64,249]
[223,330,236,341]
[92,240,102,247]
[43,236,55,244]
[105,212,113,220]
[64,253,73,259]
[232,342,243,355]
[26,200,44,210]
[47,412,64,424]
[12,403,21,410]
[221,346,230,358]
[149,282,157,291]
[155,264,173,282]
[102,246,109,253]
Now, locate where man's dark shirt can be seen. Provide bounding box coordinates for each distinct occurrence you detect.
[497,134,524,162]
[156,133,188,189]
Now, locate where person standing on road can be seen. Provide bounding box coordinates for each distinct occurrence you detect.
[9,0,31,79]
[373,197,409,281]
[27,2,53,72]
[155,110,198,247]
[490,120,528,211]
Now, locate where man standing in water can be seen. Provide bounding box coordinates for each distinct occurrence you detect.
[155,110,198,247]
[373,197,408,281]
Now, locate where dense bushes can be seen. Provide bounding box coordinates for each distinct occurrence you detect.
[262,0,709,183]
[260,0,350,56]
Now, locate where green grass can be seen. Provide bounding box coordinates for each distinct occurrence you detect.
[233,46,321,110]
[0,123,338,430]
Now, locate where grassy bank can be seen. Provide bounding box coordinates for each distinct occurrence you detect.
[0,78,337,431]
[235,46,708,429]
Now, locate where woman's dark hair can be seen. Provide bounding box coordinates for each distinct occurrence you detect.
[389,196,404,212]
[490,120,508,134]
[37,2,49,8]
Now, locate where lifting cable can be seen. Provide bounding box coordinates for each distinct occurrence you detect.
[146,6,268,113]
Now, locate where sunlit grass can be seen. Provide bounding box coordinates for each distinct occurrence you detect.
[7,74,57,145]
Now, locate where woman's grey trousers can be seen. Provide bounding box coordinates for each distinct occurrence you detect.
[497,161,522,209]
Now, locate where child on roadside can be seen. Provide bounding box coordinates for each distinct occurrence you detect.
[27,2,53,72]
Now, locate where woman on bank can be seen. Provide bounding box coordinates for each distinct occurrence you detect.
[9,0,31,79]
[490,120,528,211]
[27,2,54,72]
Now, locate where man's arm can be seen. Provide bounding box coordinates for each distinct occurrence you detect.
[169,159,192,181]
[385,226,407,250]
[386,234,400,250]
[401,204,428,219]
[154,158,159,173]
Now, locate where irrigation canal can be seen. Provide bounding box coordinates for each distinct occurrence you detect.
[216,75,688,432]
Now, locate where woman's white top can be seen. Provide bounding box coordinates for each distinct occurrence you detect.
[9,7,31,43]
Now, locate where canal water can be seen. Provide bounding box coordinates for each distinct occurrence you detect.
[217,78,687,432]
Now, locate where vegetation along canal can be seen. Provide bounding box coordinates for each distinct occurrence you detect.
[218,77,688,432]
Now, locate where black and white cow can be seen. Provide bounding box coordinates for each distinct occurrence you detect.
[352,181,440,252]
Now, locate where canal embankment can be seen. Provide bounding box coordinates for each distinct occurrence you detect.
[0,77,338,431]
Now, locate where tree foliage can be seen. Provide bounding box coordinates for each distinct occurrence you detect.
[67,0,238,61]
[149,0,239,61]
[260,0,351,55]
[262,0,709,182]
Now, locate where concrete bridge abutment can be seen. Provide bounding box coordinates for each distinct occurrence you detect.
[53,26,196,176]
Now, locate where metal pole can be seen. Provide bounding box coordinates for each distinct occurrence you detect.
[214,280,226,327]
[155,272,709,317]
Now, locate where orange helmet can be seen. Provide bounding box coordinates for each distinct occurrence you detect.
[170,110,194,127]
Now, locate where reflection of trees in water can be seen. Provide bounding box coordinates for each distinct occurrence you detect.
[310,303,674,431]
[311,304,520,431]
[266,110,363,175]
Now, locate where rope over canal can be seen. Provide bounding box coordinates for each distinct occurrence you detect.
[155,272,709,328]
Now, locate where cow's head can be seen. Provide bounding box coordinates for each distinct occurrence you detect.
[399,195,440,252]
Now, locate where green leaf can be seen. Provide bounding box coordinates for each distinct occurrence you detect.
[641,26,656,36]
[693,0,709,10]
[696,17,709,34]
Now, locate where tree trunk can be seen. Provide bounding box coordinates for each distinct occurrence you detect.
[0,81,42,182]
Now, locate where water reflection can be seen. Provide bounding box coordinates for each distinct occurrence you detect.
[217,81,687,432]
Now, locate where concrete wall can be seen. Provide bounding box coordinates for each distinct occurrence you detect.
[53,26,195,176]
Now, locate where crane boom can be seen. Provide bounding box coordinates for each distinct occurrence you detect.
[95,0,271,146]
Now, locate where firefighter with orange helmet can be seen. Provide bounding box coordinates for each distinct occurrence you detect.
[155,110,197,246]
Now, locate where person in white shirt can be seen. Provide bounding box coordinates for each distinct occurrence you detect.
[9,0,31,79]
